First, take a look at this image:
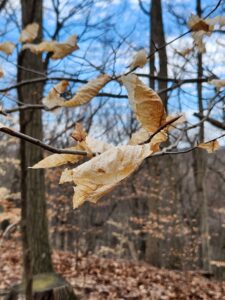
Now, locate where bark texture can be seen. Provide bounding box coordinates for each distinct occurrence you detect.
[149,0,168,109]
[18,0,53,277]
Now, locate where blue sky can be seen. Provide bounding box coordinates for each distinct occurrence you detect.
[0,0,224,145]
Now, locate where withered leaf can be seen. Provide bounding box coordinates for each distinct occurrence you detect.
[31,136,113,169]
[60,144,152,208]
[121,74,166,133]
[129,49,147,70]
[23,34,79,59]
[62,74,110,107]
[188,14,213,32]
[188,14,213,53]
[0,42,15,55]
[209,79,225,90]
[42,80,69,109]
[31,147,84,169]
[71,123,87,142]
[19,23,39,43]
[0,68,4,77]
[197,140,220,153]
[129,128,150,145]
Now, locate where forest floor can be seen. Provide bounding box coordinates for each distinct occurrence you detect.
[1,239,225,300]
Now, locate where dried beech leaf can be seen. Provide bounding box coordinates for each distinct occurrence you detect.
[129,128,150,145]
[42,80,69,109]
[0,68,4,77]
[0,42,15,55]
[62,74,110,107]
[209,79,225,90]
[31,147,84,169]
[177,47,193,57]
[60,144,152,208]
[32,136,113,169]
[197,140,220,153]
[23,34,79,59]
[188,14,213,53]
[19,23,39,43]
[130,49,147,70]
[150,130,168,153]
[121,74,166,133]
[85,136,114,153]
[71,123,87,142]
[207,16,225,27]
[188,14,213,32]
[166,114,186,130]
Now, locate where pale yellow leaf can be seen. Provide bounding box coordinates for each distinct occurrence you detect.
[150,130,168,153]
[23,34,79,59]
[31,136,113,169]
[71,123,87,142]
[197,140,220,153]
[191,32,206,53]
[85,136,114,153]
[62,74,110,107]
[207,16,225,27]
[19,23,39,43]
[0,68,4,77]
[166,114,186,130]
[0,42,15,55]
[188,14,213,53]
[129,128,150,145]
[121,74,166,133]
[42,80,69,109]
[209,79,225,90]
[129,49,147,70]
[31,147,83,169]
[60,144,152,208]
[177,47,193,57]
[188,14,213,32]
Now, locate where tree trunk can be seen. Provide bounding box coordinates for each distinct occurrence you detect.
[149,0,168,109]
[16,1,77,299]
[192,0,211,274]
[18,0,53,279]
[145,0,168,268]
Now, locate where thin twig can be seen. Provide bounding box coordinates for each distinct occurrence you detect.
[140,115,182,145]
[0,126,89,156]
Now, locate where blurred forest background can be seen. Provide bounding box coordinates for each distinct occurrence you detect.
[0,0,225,299]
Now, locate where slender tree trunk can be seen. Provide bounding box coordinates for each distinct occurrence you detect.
[145,0,168,268]
[18,0,53,280]
[149,0,168,109]
[15,1,77,299]
[192,0,211,273]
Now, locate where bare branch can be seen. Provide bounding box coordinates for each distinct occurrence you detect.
[0,126,89,156]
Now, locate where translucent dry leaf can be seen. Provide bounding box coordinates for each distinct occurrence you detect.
[71,123,87,142]
[177,47,193,57]
[62,74,110,107]
[209,79,225,90]
[129,128,150,145]
[60,144,152,208]
[0,68,4,77]
[121,74,166,133]
[31,147,84,169]
[23,34,79,59]
[197,140,220,153]
[188,14,213,53]
[129,49,147,70]
[42,80,69,109]
[207,16,225,27]
[31,136,113,169]
[0,42,15,55]
[19,23,39,43]
[150,130,168,153]
[188,14,213,32]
